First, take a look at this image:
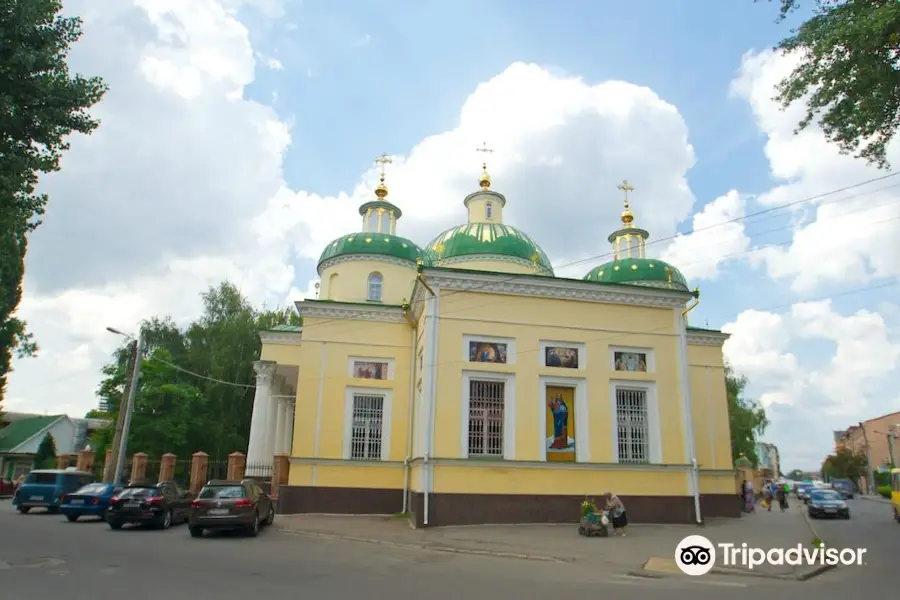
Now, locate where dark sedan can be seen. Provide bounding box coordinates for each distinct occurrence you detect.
[807,489,850,519]
[188,479,274,538]
[107,481,193,530]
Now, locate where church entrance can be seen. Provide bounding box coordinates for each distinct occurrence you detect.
[545,386,576,462]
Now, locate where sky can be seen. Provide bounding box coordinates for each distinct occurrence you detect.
[6,0,900,472]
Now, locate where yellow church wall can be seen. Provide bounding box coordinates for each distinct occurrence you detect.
[290,315,414,463]
[436,259,536,276]
[432,464,687,496]
[287,463,313,486]
[319,260,417,305]
[260,342,301,365]
[687,344,733,471]
[313,464,405,489]
[430,289,688,466]
[698,472,737,495]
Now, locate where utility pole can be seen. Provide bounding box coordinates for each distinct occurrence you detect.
[103,341,136,483]
[888,428,898,469]
[113,335,143,485]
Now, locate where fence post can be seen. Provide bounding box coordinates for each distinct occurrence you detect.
[56,454,69,469]
[272,454,289,500]
[159,453,176,482]
[227,452,246,481]
[130,452,148,484]
[190,452,209,494]
[76,448,96,472]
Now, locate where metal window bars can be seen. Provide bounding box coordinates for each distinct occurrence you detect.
[616,387,649,463]
[350,395,384,460]
[468,380,505,457]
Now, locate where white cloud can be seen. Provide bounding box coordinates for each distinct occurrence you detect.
[731,50,900,292]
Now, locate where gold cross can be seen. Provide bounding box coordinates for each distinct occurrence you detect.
[617,179,634,204]
[374,153,393,180]
[476,142,493,166]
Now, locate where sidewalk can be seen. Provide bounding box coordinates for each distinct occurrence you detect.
[275,503,822,579]
[859,495,891,504]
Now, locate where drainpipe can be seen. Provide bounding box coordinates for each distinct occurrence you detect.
[402,300,417,514]
[680,289,702,524]
[417,272,438,526]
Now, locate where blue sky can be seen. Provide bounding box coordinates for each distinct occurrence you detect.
[8,0,900,472]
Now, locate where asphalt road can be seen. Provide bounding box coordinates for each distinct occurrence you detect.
[0,498,895,600]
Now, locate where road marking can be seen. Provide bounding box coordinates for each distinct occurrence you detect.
[612,574,747,588]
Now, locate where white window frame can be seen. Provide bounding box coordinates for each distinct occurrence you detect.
[347,356,395,380]
[537,376,589,462]
[485,202,493,219]
[367,272,383,302]
[343,387,393,461]
[460,371,516,460]
[462,334,516,365]
[608,380,661,464]
[609,345,655,373]
[538,340,586,371]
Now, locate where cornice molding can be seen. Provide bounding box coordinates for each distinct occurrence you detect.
[295,300,407,323]
[418,268,691,309]
[259,330,303,346]
[318,253,417,275]
[686,331,730,347]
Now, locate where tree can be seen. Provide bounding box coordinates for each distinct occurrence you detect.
[821,447,868,481]
[787,468,806,480]
[765,0,900,168]
[726,365,769,466]
[0,0,108,409]
[33,433,57,469]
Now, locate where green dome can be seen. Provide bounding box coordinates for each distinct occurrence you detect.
[583,258,689,292]
[317,232,422,273]
[423,223,553,275]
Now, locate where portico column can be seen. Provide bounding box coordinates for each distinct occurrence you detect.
[247,360,276,476]
[279,400,293,454]
[274,397,286,458]
[262,375,281,465]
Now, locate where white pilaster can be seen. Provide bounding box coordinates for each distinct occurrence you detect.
[247,360,276,474]
[285,400,294,455]
[274,398,286,457]
[279,400,293,454]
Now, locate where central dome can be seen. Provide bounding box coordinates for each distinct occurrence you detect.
[423,223,554,275]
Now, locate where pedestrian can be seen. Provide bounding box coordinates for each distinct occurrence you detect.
[603,492,628,536]
[763,480,773,511]
[776,483,788,511]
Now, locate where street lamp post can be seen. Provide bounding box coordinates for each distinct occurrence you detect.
[106,327,143,485]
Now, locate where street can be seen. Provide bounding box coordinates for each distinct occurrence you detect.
[0,498,896,600]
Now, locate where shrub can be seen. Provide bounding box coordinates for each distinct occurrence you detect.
[876,485,891,499]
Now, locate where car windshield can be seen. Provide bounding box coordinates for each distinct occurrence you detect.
[24,472,57,484]
[199,485,245,499]
[119,487,160,498]
[812,491,841,501]
[74,483,108,495]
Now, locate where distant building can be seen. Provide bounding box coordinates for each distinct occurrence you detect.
[755,442,781,478]
[0,412,111,479]
[834,411,900,493]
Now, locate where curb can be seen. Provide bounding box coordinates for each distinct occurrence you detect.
[858,495,891,504]
[274,527,568,563]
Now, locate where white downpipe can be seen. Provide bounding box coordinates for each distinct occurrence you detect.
[677,313,702,524]
[403,324,416,514]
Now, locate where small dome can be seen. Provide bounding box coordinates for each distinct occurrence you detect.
[317,233,422,273]
[423,223,553,275]
[583,258,689,292]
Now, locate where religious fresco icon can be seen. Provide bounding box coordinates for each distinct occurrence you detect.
[545,386,576,462]
[545,346,579,369]
[468,341,508,364]
[353,360,388,380]
[614,351,647,372]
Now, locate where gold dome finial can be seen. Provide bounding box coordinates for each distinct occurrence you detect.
[476,141,494,189]
[617,179,635,226]
[374,152,393,198]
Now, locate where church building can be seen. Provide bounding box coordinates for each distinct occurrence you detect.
[248,152,739,526]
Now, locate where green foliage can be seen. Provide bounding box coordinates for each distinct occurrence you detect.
[90,282,300,460]
[787,469,806,480]
[821,447,869,481]
[874,470,891,487]
[0,0,107,409]
[876,485,891,499]
[726,365,769,466]
[766,0,900,168]
[34,433,56,469]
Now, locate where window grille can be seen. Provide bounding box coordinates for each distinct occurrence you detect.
[467,380,504,457]
[485,202,493,219]
[367,273,383,301]
[350,395,384,460]
[616,388,649,463]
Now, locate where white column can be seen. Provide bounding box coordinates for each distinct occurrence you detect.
[247,360,276,474]
[274,398,286,456]
[284,400,294,455]
[263,376,281,463]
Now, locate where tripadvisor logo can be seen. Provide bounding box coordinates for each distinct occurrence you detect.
[674,535,867,576]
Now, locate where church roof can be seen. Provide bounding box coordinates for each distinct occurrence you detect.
[582,257,690,292]
[422,223,553,275]
[317,233,422,273]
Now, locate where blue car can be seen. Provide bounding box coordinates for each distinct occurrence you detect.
[60,482,124,522]
[12,469,95,513]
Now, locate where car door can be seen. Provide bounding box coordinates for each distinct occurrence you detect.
[254,483,270,517]
[172,483,192,520]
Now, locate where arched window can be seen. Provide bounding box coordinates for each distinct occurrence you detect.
[485,202,493,219]
[367,272,383,302]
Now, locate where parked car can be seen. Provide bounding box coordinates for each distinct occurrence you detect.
[0,478,15,497]
[12,469,95,513]
[60,482,124,522]
[830,479,855,499]
[807,489,850,519]
[188,479,274,538]
[106,481,193,530]
[795,484,813,503]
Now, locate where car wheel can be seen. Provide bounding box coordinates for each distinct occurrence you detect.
[189,526,204,538]
[17,506,30,514]
[246,512,260,537]
[108,519,123,530]
[265,505,275,526]
[66,514,78,522]
[158,509,172,530]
